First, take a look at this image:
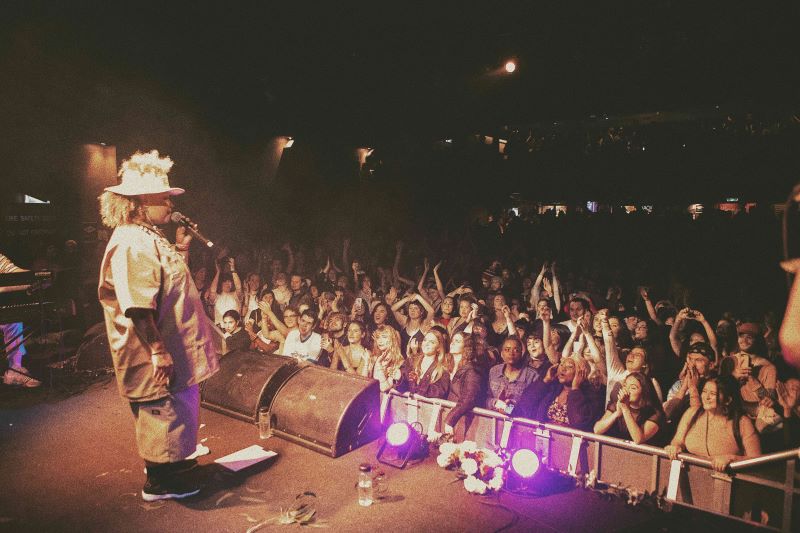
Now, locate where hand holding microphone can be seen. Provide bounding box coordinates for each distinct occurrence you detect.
[170,211,214,248]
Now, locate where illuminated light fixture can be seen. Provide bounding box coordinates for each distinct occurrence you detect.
[505,447,572,496]
[504,60,516,73]
[376,422,427,469]
[284,137,294,148]
[511,449,540,478]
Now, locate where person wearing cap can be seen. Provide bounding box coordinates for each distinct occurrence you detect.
[663,342,715,421]
[725,322,777,426]
[98,150,219,502]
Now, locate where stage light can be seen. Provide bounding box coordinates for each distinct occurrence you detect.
[504,60,516,73]
[386,422,410,446]
[377,422,427,469]
[505,447,572,496]
[285,137,294,148]
[511,449,540,478]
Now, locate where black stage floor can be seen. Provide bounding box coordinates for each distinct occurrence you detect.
[0,377,765,532]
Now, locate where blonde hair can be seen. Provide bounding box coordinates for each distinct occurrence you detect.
[371,325,404,375]
[98,191,142,229]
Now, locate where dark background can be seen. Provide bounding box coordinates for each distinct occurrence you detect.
[1,1,799,244]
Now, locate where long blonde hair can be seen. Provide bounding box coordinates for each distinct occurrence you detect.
[98,191,142,229]
[372,325,404,375]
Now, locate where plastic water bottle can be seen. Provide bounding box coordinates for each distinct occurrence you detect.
[358,463,374,506]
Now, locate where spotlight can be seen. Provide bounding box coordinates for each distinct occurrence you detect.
[511,449,540,478]
[284,137,294,148]
[377,422,427,469]
[504,60,516,73]
[504,447,572,496]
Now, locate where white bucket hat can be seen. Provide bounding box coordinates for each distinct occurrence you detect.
[104,149,185,196]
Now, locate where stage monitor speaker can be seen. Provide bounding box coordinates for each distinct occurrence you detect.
[270,365,381,457]
[200,351,301,423]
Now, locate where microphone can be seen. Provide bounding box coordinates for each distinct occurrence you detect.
[170,211,214,248]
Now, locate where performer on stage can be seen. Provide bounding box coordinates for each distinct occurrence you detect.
[1,253,42,387]
[97,150,219,501]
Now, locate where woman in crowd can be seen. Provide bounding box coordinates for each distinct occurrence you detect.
[443,332,486,433]
[391,292,434,355]
[602,315,663,404]
[208,257,242,326]
[486,337,540,414]
[607,313,634,350]
[513,356,605,432]
[433,296,457,331]
[665,375,761,472]
[594,371,665,444]
[247,289,284,355]
[331,320,371,376]
[369,325,405,392]
[221,310,250,354]
[447,295,476,336]
[399,329,450,399]
[486,294,516,348]
[241,272,264,320]
[368,301,397,336]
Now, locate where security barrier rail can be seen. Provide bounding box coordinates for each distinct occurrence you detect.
[382,391,800,532]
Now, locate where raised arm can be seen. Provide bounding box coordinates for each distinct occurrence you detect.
[207,262,221,304]
[551,262,562,312]
[640,287,661,326]
[501,305,517,337]
[415,293,435,321]
[229,258,243,301]
[693,310,719,363]
[669,309,686,357]
[601,316,626,382]
[531,262,546,308]
[259,300,288,337]
[542,309,560,365]
[432,260,446,303]
[391,294,413,328]
[416,258,430,297]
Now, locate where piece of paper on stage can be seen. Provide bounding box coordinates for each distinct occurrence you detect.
[214,445,277,472]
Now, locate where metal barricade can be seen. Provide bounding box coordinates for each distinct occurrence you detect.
[383,391,800,532]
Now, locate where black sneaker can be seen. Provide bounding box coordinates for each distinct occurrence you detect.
[141,476,201,502]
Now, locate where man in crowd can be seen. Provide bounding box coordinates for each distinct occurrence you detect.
[282,308,322,363]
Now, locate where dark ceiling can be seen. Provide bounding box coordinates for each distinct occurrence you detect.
[2,0,799,146]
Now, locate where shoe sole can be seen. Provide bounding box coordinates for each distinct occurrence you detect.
[141,488,200,502]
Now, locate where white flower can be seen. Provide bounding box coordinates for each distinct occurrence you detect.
[492,467,505,481]
[460,441,477,454]
[472,478,488,495]
[461,458,478,476]
[483,451,502,468]
[488,474,503,490]
[439,442,457,456]
[436,453,452,468]
[464,475,478,492]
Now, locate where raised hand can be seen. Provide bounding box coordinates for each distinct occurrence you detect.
[572,363,587,390]
[543,365,558,384]
[433,260,442,273]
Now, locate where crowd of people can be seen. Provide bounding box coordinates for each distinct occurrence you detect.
[194,228,799,472]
